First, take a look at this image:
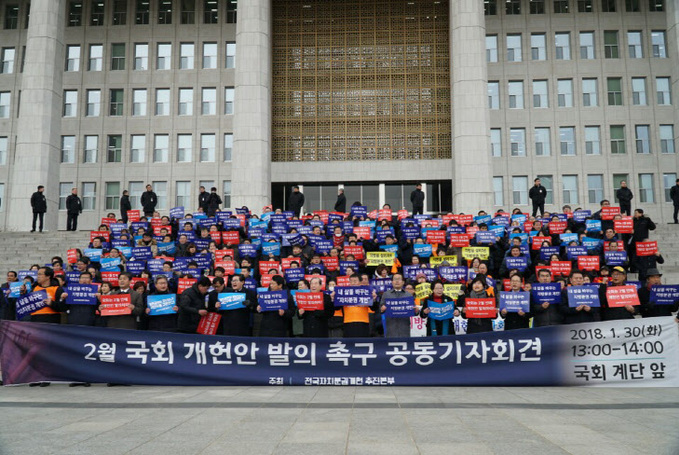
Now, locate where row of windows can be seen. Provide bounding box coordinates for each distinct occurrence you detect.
[488,77,672,109]
[57,133,234,164]
[490,125,675,157]
[486,30,667,63]
[57,180,232,212]
[485,0,665,16]
[494,172,675,208]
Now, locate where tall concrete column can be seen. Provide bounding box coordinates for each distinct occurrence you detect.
[450,0,494,213]
[7,0,65,232]
[669,0,679,169]
[231,0,272,213]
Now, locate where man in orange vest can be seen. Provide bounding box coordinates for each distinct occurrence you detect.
[335,274,378,337]
[31,267,65,324]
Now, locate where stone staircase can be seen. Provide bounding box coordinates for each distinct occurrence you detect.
[653,223,679,284]
[0,231,90,277]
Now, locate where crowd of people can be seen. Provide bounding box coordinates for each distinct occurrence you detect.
[3,183,678,342]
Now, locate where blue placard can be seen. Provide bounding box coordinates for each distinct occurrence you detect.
[17,270,37,281]
[328,213,344,223]
[216,211,231,223]
[110,223,127,236]
[284,268,305,284]
[262,241,281,257]
[509,233,529,243]
[333,286,373,307]
[505,256,528,272]
[499,291,530,313]
[83,248,102,262]
[350,206,368,218]
[582,237,602,251]
[413,244,433,257]
[100,257,122,272]
[192,213,207,220]
[573,210,591,223]
[258,290,289,311]
[375,228,395,243]
[379,244,399,254]
[112,240,131,251]
[438,266,468,282]
[236,207,250,216]
[217,293,247,310]
[249,228,265,239]
[566,246,587,260]
[340,260,360,276]
[65,271,81,285]
[238,244,258,258]
[287,233,305,246]
[586,220,602,232]
[384,296,415,318]
[157,242,176,255]
[531,283,562,305]
[222,218,240,230]
[169,206,184,219]
[605,251,627,266]
[475,231,496,245]
[270,214,287,224]
[559,233,579,246]
[16,290,49,320]
[650,285,679,305]
[492,215,510,227]
[540,246,560,261]
[8,281,29,298]
[199,218,217,230]
[402,227,420,240]
[314,239,333,254]
[146,294,177,316]
[370,278,392,294]
[511,214,527,224]
[65,284,99,306]
[474,215,492,226]
[446,225,465,234]
[132,247,153,261]
[426,300,455,320]
[191,255,211,269]
[488,225,505,237]
[126,261,146,275]
[130,221,149,232]
[566,285,601,308]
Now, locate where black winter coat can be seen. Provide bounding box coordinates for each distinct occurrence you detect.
[529,185,547,204]
[31,191,47,213]
[616,187,634,204]
[334,193,346,213]
[178,283,207,333]
[141,190,157,213]
[410,189,425,207]
[66,194,82,215]
[120,194,132,214]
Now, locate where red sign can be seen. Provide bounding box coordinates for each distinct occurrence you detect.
[577,256,600,271]
[550,261,572,276]
[67,249,78,264]
[606,285,641,307]
[535,265,551,276]
[344,245,365,260]
[614,218,633,234]
[197,312,222,335]
[464,298,497,318]
[420,220,440,229]
[90,231,111,242]
[178,278,197,294]
[210,231,222,243]
[100,294,132,316]
[236,214,246,227]
[533,236,551,250]
[260,274,274,288]
[353,226,372,241]
[378,209,392,221]
[449,234,470,248]
[101,271,120,287]
[368,210,378,220]
[548,221,567,235]
[304,275,326,290]
[523,221,533,233]
[465,225,479,239]
[426,230,446,245]
[215,249,234,261]
[214,261,236,275]
[295,292,325,311]
[131,277,148,289]
[150,217,162,227]
[100,217,117,227]
[336,276,351,287]
[321,256,339,271]
[452,214,473,226]
[313,211,329,224]
[601,206,621,221]
[281,257,299,270]
[502,279,511,291]
[259,260,281,275]
[397,210,409,220]
[127,210,141,222]
[636,241,658,257]
[222,231,240,245]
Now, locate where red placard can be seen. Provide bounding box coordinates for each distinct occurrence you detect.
[100,294,132,316]
[215,249,234,261]
[523,221,534,233]
[281,257,299,270]
[464,298,497,318]
[614,218,633,234]
[313,211,329,224]
[101,271,120,287]
[532,236,551,250]
[353,226,372,241]
[368,210,378,220]
[296,292,325,311]
[321,256,339,271]
[305,275,327,290]
[100,217,117,227]
[197,312,222,335]
[150,217,162,227]
[214,260,236,275]
[452,214,473,226]
[90,231,111,243]
[449,233,470,248]
[606,285,641,307]
[421,220,440,229]
[397,210,409,220]
[465,225,479,239]
[548,221,567,235]
[550,261,572,276]
[236,214,246,227]
[67,248,79,264]
[601,206,621,221]
[378,209,392,221]
[259,260,281,275]
[152,225,167,236]
[535,265,551,276]
[260,274,274,287]
[344,245,365,260]
[131,277,148,289]
[502,279,511,291]
[577,256,600,271]
[222,231,240,245]
[426,230,446,245]
[336,276,351,287]
[178,278,197,294]
[127,210,141,222]
[636,241,658,257]
[210,231,222,243]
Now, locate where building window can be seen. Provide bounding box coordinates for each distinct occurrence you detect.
[535,128,551,156]
[224,133,233,161]
[0,47,14,74]
[155,88,170,115]
[577,0,593,12]
[487,82,500,109]
[560,127,576,155]
[0,183,4,211]
[585,126,601,155]
[82,182,96,210]
[490,129,502,157]
[533,80,549,108]
[111,43,125,70]
[84,135,98,163]
[112,0,127,25]
[204,0,218,23]
[130,135,146,163]
[152,181,168,210]
[154,135,169,162]
[158,0,172,24]
[507,35,522,62]
[587,175,604,204]
[180,43,195,69]
[91,1,105,26]
[663,173,676,202]
[579,31,595,59]
[537,175,554,204]
[225,42,236,68]
[656,77,671,105]
[493,177,503,206]
[651,31,666,58]
[200,134,215,162]
[61,136,76,163]
[88,44,103,71]
[607,78,623,106]
[486,35,498,63]
[627,31,642,58]
[134,43,148,70]
[638,173,655,203]
[510,128,526,157]
[0,136,7,165]
[105,182,120,210]
[555,32,571,60]
[602,0,616,12]
[512,176,528,205]
[604,31,619,58]
[178,88,193,115]
[635,125,651,154]
[65,45,80,72]
[582,78,598,107]
[59,183,72,210]
[63,90,78,118]
[181,0,195,24]
[530,0,546,13]
[554,0,570,13]
[484,0,497,15]
[202,42,218,69]
[128,182,143,209]
[157,43,171,70]
[557,79,573,107]
[136,0,150,24]
[176,181,191,207]
[508,81,524,109]
[650,0,665,12]
[107,135,122,162]
[223,180,232,207]
[626,0,640,10]
[660,125,675,154]
[506,0,521,14]
[530,34,546,61]
[132,89,147,116]
[201,87,216,115]
[631,78,646,106]
[224,87,234,114]
[177,134,192,162]
[562,175,579,204]
[109,89,124,116]
[226,0,237,23]
[68,1,82,27]
[610,126,626,154]
[0,92,10,118]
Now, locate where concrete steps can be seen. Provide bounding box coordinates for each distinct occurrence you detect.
[0,231,90,277]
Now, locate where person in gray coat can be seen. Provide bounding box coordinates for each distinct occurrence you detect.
[100,272,144,330]
[380,273,417,338]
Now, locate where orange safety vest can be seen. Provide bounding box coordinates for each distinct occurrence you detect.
[343,305,370,324]
[31,285,59,315]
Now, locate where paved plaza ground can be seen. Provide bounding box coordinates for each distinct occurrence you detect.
[0,385,677,454]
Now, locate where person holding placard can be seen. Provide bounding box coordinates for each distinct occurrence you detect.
[638,269,679,318]
[215,274,256,336]
[559,270,602,324]
[30,267,64,324]
[380,273,417,338]
[420,280,457,336]
[62,272,98,326]
[601,267,637,320]
[500,274,532,330]
[145,275,178,332]
[104,272,144,330]
[298,277,335,337]
[530,269,564,327]
[458,275,496,334]
[177,276,211,333]
[257,275,295,337]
